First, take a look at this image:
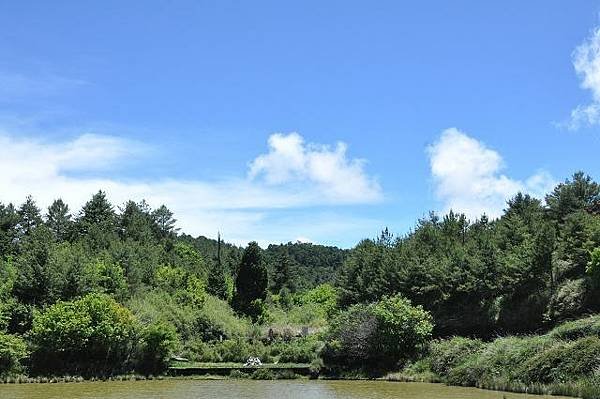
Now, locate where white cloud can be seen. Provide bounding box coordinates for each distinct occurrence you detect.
[0,131,382,246]
[428,128,554,219]
[249,133,382,203]
[568,27,600,129]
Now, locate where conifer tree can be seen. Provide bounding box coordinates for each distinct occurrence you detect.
[46,199,72,241]
[233,241,268,319]
[17,195,42,237]
[272,249,296,294]
[207,233,230,300]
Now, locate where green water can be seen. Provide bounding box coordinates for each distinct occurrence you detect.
[0,380,571,399]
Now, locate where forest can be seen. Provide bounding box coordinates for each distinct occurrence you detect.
[1,171,600,396]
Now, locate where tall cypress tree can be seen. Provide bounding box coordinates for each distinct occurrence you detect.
[207,233,230,300]
[233,241,268,319]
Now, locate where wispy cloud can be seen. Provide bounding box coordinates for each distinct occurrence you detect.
[567,27,600,129]
[428,128,554,219]
[0,132,382,246]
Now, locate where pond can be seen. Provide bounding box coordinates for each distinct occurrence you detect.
[0,380,570,399]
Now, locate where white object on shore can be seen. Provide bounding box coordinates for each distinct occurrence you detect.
[243,357,262,367]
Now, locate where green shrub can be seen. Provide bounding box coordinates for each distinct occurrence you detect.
[215,339,253,363]
[548,278,588,321]
[446,353,488,386]
[0,332,28,375]
[30,293,138,375]
[137,322,179,374]
[274,336,321,363]
[322,303,377,368]
[297,284,339,318]
[196,295,251,340]
[181,337,221,362]
[432,332,600,388]
[372,295,433,364]
[128,290,193,339]
[269,302,328,327]
[323,295,433,370]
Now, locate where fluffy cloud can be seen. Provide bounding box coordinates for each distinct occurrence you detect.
[428,128,554,219]
[0,131,382,246]
[249,133,381,203]
[568,27,600,129]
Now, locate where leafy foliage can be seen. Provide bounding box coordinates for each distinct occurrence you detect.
[0,332,28,375]
[29,293,138,375]
[136,322,179,373]
[323,295,433,370]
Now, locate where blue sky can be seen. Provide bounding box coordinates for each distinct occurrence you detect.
[0,1,599,247]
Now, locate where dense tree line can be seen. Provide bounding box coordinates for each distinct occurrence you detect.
[338,172,600,336]
[0,190,345,376]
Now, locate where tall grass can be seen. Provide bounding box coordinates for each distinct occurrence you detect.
[412,315,600,398]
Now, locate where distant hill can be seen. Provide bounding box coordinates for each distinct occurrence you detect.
[179,235,347,290]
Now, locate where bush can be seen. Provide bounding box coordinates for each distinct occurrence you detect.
[323,295,433,370]
[322,303,378,368]
[128,289,210,342]
[136,322,179,373]
[29,293,138,375]
[548,278,588,321]
[372,295,433,364]
[215,339,253,363]
[276,369,299,379]
[0,332,28,375]
[274,336,321,363]
[297,284,339,318]
[270,302,328,327]
[196,295,251,340]
[181,338,220,362]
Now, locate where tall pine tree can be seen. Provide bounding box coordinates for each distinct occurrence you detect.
[46,199,72,241]
[17,195,42,238]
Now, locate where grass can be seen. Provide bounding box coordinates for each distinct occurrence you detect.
[402,315,600,398]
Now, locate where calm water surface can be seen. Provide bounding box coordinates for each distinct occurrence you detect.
[0,380,571,399]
